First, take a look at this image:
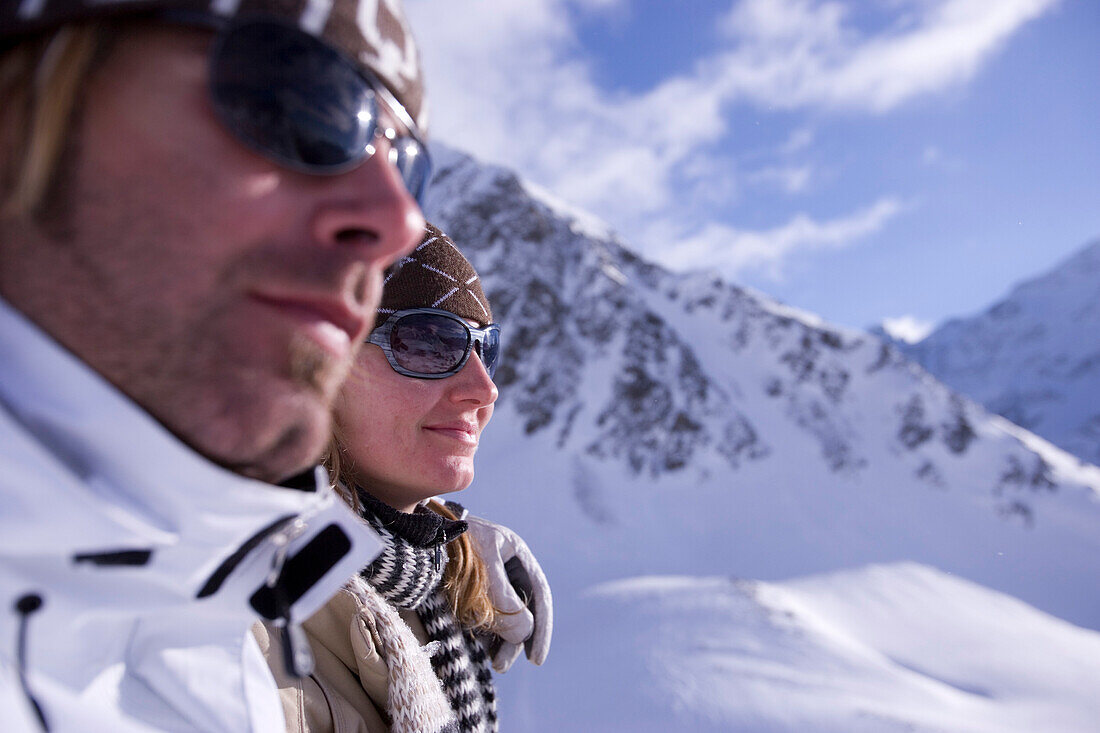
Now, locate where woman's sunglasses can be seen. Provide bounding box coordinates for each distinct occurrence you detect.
[367,308,501,380]
[200,16,431,202]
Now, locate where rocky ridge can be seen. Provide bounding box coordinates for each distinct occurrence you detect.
[894,240,1100,466]
[424,146,1096,528]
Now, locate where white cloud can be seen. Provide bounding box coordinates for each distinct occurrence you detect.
[922,145,943,165]
[881,315,936,343]
[920,144,965,173]
[407,0,729,228]
[571,0,625,11]
[405,0,1053,274]
[749,164,813,193]
[780,126,816,155]
[715,0,1057,112]
[657,197,905,280]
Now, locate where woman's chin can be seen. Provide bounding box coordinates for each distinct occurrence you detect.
[429,463,475,496]
[377,459,474,506]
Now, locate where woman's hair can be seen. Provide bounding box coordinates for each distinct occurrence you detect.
[0,24,104,220]
[325,435,499,631]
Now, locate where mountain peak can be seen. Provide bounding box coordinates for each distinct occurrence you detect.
[424,145,1100,633]
[899,237,1100,465]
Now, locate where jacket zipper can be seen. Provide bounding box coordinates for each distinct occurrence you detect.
[263,518,316,679]
[195,468,330,600]
[195,514,297,599]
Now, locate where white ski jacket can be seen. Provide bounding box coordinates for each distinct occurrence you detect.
[0,298,383,732]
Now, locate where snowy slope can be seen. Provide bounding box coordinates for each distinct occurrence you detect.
[538,564,1100,732]
[420,145,1100,731]
[897,240,1100,466]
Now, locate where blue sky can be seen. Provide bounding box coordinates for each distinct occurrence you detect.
[406,0,1099,338]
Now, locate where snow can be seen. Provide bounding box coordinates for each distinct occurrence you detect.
[421,147,1100,732]
[529,564,1100,732]
[988,415,1100,498]
[900,239,1100,465]
[879,316,936,344]
[470,397,1100,730]
[518,177,618,243]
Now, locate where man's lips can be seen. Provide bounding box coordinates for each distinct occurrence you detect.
[248,291,369,358]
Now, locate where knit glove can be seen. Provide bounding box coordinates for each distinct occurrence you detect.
[463,514,552,672]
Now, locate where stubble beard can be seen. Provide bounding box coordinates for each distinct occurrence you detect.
[288,330,352,395]
[187,328,361,483]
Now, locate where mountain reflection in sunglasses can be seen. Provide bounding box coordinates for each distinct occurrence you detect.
[368,308,501,380]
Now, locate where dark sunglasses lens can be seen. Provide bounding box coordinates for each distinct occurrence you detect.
[392,138,432,202]
[390,314,470,375]
[481,327,501,377]
[210,21,375,172]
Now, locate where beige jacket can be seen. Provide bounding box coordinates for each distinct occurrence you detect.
[255,576,456,733]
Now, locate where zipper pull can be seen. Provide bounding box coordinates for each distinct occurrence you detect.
[434,528,446,572]
[267,524,314,679]
[278,619,315,679]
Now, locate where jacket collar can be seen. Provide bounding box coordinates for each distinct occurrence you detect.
[0,297,379,619]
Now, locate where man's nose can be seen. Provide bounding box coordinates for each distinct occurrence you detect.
[310,142,425,269]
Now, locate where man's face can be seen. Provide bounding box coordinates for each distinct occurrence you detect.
[0,26,425,481]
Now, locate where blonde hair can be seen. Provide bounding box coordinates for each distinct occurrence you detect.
[0,24,103,220]
[325,436,499,631]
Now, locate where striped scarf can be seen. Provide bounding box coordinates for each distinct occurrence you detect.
[356,489,499,733]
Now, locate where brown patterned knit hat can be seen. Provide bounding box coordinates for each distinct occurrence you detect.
[376,223,492,328]
[0,0,428,132]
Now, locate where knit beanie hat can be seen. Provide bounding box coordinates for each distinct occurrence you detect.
[377,222,492,328]
[0,0,428,132]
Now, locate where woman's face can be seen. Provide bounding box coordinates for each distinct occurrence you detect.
[334,332,498,511]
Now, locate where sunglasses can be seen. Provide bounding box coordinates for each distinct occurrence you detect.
[200,16,432,202]
[367,308,501,380]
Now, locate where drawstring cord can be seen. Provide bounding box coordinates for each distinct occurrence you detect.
[14,593,48,731]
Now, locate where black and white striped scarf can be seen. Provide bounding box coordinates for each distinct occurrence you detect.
[356,489,498,733]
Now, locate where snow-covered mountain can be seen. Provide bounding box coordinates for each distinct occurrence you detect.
[422,145,1100,731]
[553,564,1100,732]
[893,240,1100,466]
